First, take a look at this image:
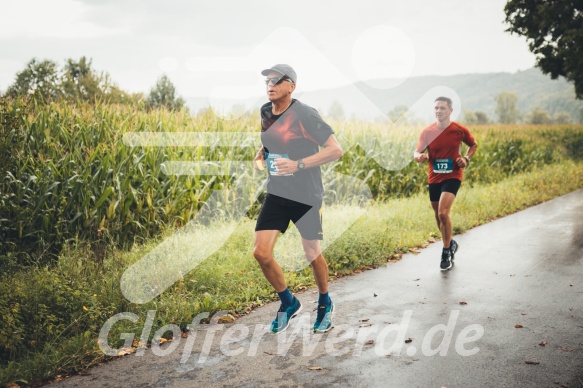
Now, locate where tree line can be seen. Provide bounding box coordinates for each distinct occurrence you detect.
[488,91,571,124]
[1,56,185,111]
[327,90,574,125]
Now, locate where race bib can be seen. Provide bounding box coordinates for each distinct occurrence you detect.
[266,153,293,176]
[433,158,453,173]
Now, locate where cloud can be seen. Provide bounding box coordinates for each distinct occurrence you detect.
[0,0,536,97]
[0,0,129,39]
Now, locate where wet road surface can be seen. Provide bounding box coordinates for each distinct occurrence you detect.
[54,190,583,388]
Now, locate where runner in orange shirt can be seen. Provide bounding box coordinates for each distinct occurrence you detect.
[414,97,478,270]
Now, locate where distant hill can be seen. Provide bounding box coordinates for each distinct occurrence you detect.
[300,68,583,123]
[186,68,583,123]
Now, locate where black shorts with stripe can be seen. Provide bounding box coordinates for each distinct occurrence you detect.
[255,194,323,240]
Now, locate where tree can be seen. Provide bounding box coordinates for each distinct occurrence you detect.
[6,56,141,105]
[328,100,345,120]
[553,111,571,124]
[462,110,489,125]
[387,104,420,124]
[147,75,185,110]
[462,110,477,124]
[495,92,520,124]
[61,56,102,101]
[6,58,61,101]
[526,106,551,124]
[504,0,583,99]
[475,111,489,124]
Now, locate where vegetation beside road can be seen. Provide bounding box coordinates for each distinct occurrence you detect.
[1,97,583,386]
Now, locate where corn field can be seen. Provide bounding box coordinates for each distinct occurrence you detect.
[1,96,582,266]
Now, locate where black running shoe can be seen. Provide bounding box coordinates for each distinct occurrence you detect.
[440,250,452,270]
[450,240,459,261]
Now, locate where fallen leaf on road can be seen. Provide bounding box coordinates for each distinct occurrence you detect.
[217,314,236,324]
[374,293,378,297]
[354,269,361,273]
[359,318,370,322]
[365,340,375,345]
[524,361,540,365]
[117,347,135,356]
[359,323,372,328]
[539,340,547,346]
[557,346,575,352]
[264,351,277,356]
[413,278,420,281]
[459,301,468,305]
[405,338,413,343]
[133,340,147,348]
[515,324,523,328]
[307,366,323,371]
[521,313,527,315]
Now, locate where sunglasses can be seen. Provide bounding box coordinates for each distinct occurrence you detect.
[264,77,293,85]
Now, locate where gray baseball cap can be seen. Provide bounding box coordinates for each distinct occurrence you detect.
[261,64,297,83]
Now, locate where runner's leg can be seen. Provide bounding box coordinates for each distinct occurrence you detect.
[302,238,328,294]
[254,230,286,292]
[431,201,440,230]
[437,192,456,249]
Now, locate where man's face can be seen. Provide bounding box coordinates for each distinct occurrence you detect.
[434,100,452,122]
[265,71,295,102]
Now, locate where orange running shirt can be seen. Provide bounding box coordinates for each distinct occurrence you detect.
[415,122,476,184]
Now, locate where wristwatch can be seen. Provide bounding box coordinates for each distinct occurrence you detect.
[297,159,305,169]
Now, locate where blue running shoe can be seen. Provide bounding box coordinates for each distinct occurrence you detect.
[313,301,334,333]
[270,297,302,334]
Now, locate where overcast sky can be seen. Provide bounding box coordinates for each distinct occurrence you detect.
[0,0,536,111]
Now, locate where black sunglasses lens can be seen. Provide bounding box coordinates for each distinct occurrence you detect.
[265,77,285,85]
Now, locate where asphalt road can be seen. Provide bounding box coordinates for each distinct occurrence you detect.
[54,190,583,388]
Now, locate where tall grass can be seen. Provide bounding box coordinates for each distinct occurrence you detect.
[1,160,582,386]
[1,96,583,385]
[2,97,581,267]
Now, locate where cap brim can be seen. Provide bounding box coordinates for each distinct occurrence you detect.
[261,68,284,76]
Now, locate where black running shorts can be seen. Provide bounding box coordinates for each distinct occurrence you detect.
[255,194,323,240]
[428,179,462,202]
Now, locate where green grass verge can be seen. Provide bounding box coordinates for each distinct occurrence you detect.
[1,160,583,386]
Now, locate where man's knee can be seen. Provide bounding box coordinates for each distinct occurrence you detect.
[437,210,450,223]
[304,252,321,264]
[253,246,272,266]
[304,250,321,264]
